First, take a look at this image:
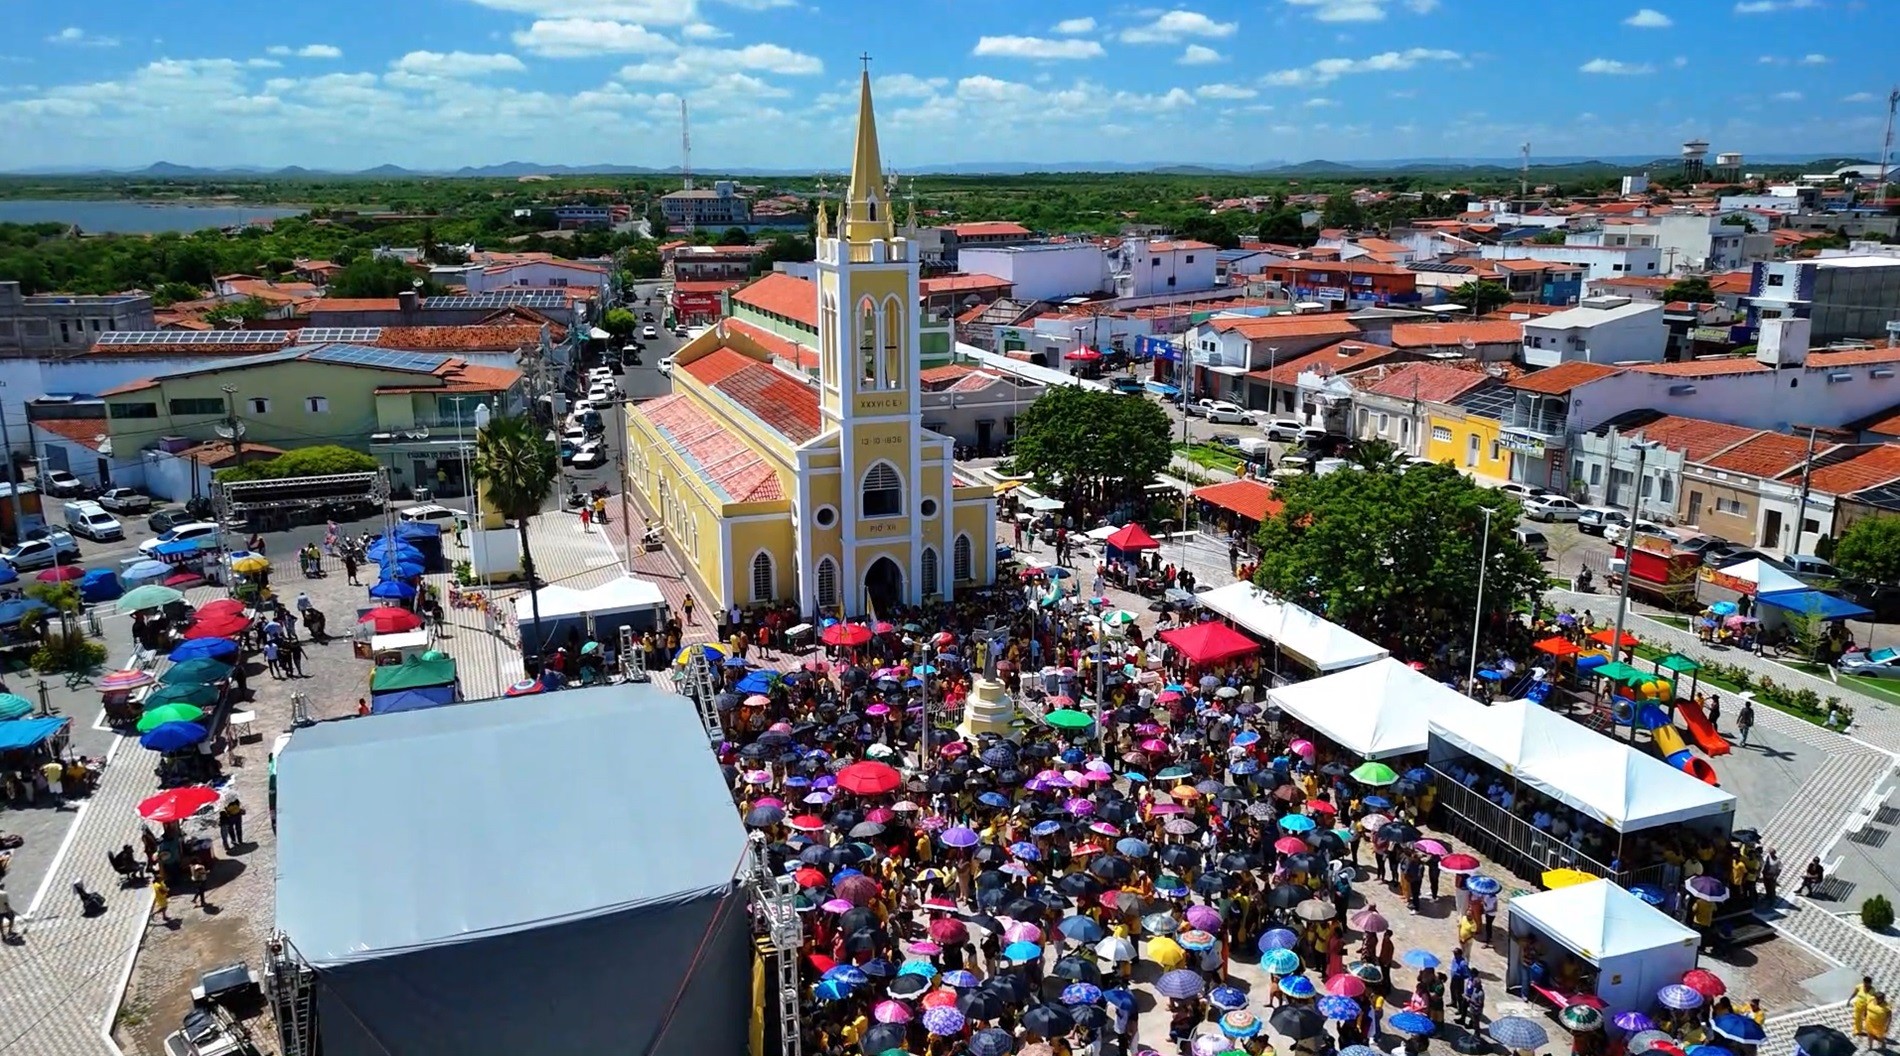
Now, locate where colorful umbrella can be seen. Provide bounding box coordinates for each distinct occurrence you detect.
[117,584,184,613]
[37,564,85,583]
[1219,1011,1263,1039]
[184,614,251,639]
[1439,853,1481,874]
[836,760,904,795]
[1562,1005,1605,1031]
[160,659,233,685]
[1683,968,1727,997]
[99,668,157,692]
[1350,761,1398,786]
[137,785,219,822]
[136,703,206,731]
[1657,984,1705,1010]
[230,555,271,574]
[168,637,238,662]
[139,721,208,753]
[822,623,874,647]
[142,683,216,709]
[1489,1016,1550,1049]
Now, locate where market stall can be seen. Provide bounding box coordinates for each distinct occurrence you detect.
[1506,879,1700,1012]
[1267,656,1489,760]
[370,652,459,697]
[1156,620,1260,666]
[514,576,668,655]
[1194,581,1388,675]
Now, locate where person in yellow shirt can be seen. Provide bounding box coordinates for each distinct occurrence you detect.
[1855,976,1877,1042]
[1868,992,1892,1049]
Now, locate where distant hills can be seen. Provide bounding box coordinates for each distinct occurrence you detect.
[1,153,1871,179]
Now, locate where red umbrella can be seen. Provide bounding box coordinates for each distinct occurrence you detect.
[1064,348,1103,362]
[504,679,544,697]
[1306,800,1338,816]
[359,606,424,634]
[787,814,826,832]
[37,565,85,582]
[138,786,220,823]
[184,614,251,639]
[1325,973,1368,998]
[1274,836,1308,855]
[929,918,970,944]
[872,621,896,635]
[1440,853,1482,874]
[793,867,828,888]
[921,990,959,1009]
[1590,628,1640,649]
[196,598,247,619]
[836,874,882,906]
[821,623,873,648]
[1682,968,1727,997]
[163,572,204,588]
[836,760,904,796]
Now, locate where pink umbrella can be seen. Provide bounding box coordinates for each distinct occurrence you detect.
[1275,836,1309,855]
[754,796,784,808]
[865,703,891,717]
[1360,814,1391,832]
[1186,905,1223,930]
[865,808,896,824]
[1139,738,1170,754]
[1289,739,1316,759]
[1086,760,1113,774]
[1034,769,1072,788]
[822,898,854,913]
[875,1001,912,1024]
[1325,973,1368,998]
[909,941,942,955]
[1149,803,1186,816]
[1135,723,1165,735]
[1090,821,1122,837]
[1412,839,1450,857]
[744,769,772,784]
[802,658,831,673]
[1064,797,1096,815]
[1047,695,1076,709]
[1157,690,1183,704]
[1440,854,1481,874]
[1003,922,1043,944]
[1350,908,1389,933]
[1083,770,1114,784]
[745,694,771,707]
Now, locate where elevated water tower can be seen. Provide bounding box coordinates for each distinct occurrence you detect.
[1716,151,1743,183]
[1681,139,1709,182]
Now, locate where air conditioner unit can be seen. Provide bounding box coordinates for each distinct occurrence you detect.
[1668,384,1697,395]
[1827,371,1853,383]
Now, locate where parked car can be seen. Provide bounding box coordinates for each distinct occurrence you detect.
[1511,525,1551,559]
[148,509,191,534]
[1839,647,1900,680]
[139,522,219,555]
[1843,579,1900,621]
[1783,554,1839,583]
[1261,419,1305,442]
[1705,544,1770,569]
[641,325,658,339]
[1271,454,1313,480]
[41,469,86,498]
[1576,507,1625,536]
[399,504,467,524]
[4,533,80,571]
[1108,377,1145,396]
[657,356,677,376]
[1605,521,1675,547]
[1668,534,1730,560]
[1208,433,1243,449]
[1522,495,1583,522]
[63,501,122,541]
[673,325,688,337]
[570,444,607,470]
[96,487,151,513]
[1496,482,1547,502]
[1403,456,1439,470]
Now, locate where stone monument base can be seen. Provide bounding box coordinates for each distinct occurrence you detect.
[957,676,1019,742]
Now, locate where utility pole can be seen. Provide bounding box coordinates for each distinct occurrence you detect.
[616,396,635,571]
[1791,425,1819,556]
[1468,506,1495,692]
[0,403,22,537]
[1610,441,1650,676]
[221,385,244,465]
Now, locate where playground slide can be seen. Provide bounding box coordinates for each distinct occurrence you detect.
[1640,705,1721,786]
[1676,697,1732,757]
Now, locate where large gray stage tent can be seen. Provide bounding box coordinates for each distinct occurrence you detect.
[274,684,751,1056]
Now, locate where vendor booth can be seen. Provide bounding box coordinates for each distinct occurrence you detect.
[1428,699,1736,885]
[370,685,458,715]
[514,576,667,656]
[370,652,458,697]
[1157,620,1261,666]
[1507,879,1700,1013]
[1755,589,1872,624]
[1194,581,1389,675]
[79,568,122,603]
[1267,657,1489,759]
[1703,558,1804,596]
[369,630,433,666]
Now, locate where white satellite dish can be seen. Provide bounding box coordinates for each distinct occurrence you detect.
[214,421,247,440]
[411,427,430,441]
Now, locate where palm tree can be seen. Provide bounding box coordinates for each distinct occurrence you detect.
[475,413,559,666]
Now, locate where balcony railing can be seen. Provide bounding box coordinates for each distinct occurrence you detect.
[1504,412,1568,439]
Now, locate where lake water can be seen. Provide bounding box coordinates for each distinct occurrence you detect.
[0,199,306,233]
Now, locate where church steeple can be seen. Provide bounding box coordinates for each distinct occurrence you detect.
[842,60,893,244]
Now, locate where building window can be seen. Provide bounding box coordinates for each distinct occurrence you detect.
[815,557,840,611]
[1432,426,1452,443]
[168,398,224,416]
[109,402,158,419]
[861,461,903,518]
[305,397,329,414]
[920,547,940,597]
[750,551,774,603]
[1589,463,1602,485]
[1716,497,1748,516]
[920,498,939,518]
[1768,273,1785,287]
[814,505,838,528]
[1490,441,1501,461]
[953,534,974,582]
[1184,254,1195,264]
[1377,413,1389,433]
[248,398,271,415]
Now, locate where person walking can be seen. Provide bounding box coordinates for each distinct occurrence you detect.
[343,551,360,586]
[187,860,212,908]
[1853,977,1876,1045]
[263,640,282,679]
[682,594,696,625]
[1761,847,1782,906]
[1869,992,1893,1050]
[219,798,246,851]
[0,884,14,939]
[1460,975,1485,1030]
[1736,700,1755,747]
[286,637,306,678]
[151,876,171,923]
[579,505,592,532]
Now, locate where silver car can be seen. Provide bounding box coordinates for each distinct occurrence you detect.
[1840,647,1900,680]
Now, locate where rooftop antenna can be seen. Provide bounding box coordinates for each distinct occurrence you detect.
[1878,88,1899,206]
[1519,142,1530,210]
[680,98,693,193]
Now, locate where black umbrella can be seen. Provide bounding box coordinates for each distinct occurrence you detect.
[995,767,1025,786]
[757,729,792,746]
[925,773,959,793]
[1246,802,1278,821]
[1114,705,1146,723]
[1796,1026,1855,1056]
[849,821,885,839]
[1089,855,1135,884]
[1392,778,1422,797]
[887,973,931,999]
[830,809,864,833]
[798,845,830,865]
[1189,871,1229,897]
[1453,1032,1493,1054]
[1284,852,1322,875]
[1378,821,1421,844]
[843,927,883,954]
[963,912,1004,935]
[1271,1006,1326,1039]
[1019,741,1055,758]
[969,1029,1014,1056]
[1051,955,1104,983]
[1218,851,1262,872]
[1319,762,1351,778]
[1267,884,1308,909]
[1730,828,1761,845]
[1071,1005,1108,1030]
[1022,1005,1076,1037]
[984,972,1031,1003]
[976,888,1007,910]
[974,869,1009,891]
[1100,800,1139,824]
[980,745,1018,768]
[739,743,774,760]
[839,907,876,935]
[1003,897,1043,920]
[861,1022,908,1054]
[1158,845,1200,871]
[1058,872,1104,899]
[821,847,860,869]
[1034,890,1070,915]
[1306,830,1347,856]
[1217,786,1249,803]
[974,844,1008,867]
[958,988,1008,1021]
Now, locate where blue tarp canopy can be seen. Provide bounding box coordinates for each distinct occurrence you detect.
[0,598,54,625]
[154,538,211,560]
[80,568,122,602]
[392,521,442,541]
[0,716,68,751]
[1757,589,1873,621]
[371,686,458,715]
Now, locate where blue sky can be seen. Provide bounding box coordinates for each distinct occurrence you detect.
[0,0,1891,171]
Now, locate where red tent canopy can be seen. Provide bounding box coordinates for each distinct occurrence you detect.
[1157,621,1260,665]
[1533,636,1581,657]
[1104,524,1160,551]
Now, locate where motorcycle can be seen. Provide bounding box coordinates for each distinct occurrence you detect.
[1575,567,1594,593]
[563,489,587,511]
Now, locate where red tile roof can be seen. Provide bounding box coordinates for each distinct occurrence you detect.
[31,418,110,452]
[731,273,817,330]
[1482,304,1569,319]
[1145,240,1217,253]
[919,364,979,387]
[366,325,547,352]
[1193,479,1284,524]
[919,274,1013,296]
[1809,347,1900,368]
[1784,444,1900,495]
[1855,406,1900,438]
[1633,357,1768,378]
[1361,362,1490,404]
[635,394,785,504]
[1208,313,1360,342]
[1387,320,1523,349]
[1619,415,1763,463]
[176,441,285,467]
[308,298,401,312]
[945,222,1031,238]
[1245,340,1399,386]
[1509,361,1623,395]
[683,347,822,443]
[724,319,818,372]
[1701,432,1812,476]
[673,279,749,295]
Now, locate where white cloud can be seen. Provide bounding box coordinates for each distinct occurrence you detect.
[681,22,727,39]
[1844,91,1877,103]
[1579,58,1654,75]
[391,51,529,78]
[1179,45,1225,65]
[47,27,119,47]
[1305,97,1337,107]
[1774,90,1804,100]
[1264,47,1462,86]
[1196,83,1257,99]
[1052,17,1096,34]
[1734,0,1817,11]
[971,36,1105,60]
[268,44,343,58]
[619,43,822,80]
[1672,55,1689,67]
[1281,0,1432,22]
[1758,55,1782,64]
[1623,8,1673,27]
[513,19,679,56]
[1120,10,1238,44]
[874,74,948,98]
[1800,52,1830,64]
[461,0,700,23]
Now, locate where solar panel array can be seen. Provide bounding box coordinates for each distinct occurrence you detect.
[421,291,566,310]
[94,330,293,347]
[296,327,385,344]
[306,344,450,373]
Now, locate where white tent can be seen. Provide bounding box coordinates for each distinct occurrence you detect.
[516,576,667,622]
[1506,880,1700,1011]
[1714,557,1805,595]
[1267,657,1490,759]
[1194,582,1388,673]
[1428,699,1735,832]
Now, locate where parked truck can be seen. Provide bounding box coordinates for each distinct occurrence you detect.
[0,483,48,543]
[1608,535,1702,608]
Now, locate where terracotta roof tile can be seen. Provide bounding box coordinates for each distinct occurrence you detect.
[1783,444,1900,495]
[1208,313,1360,341]
[919,364,978,387]
[308,298,401,312]
[683,347,823,443]
[724,319,818,372]
[1244,339,1399,386]
[1508,361,1623,395]
[673,279,749,295]
[945,222,1031,237]
[731,273,817,329]
[176,441,285,467]
[1361,362,1489,404]
[365,325,547,352]
[31,418,110,452]
[1193,479,1284,524]
[1481,304,1569,319]
[1701,432,1812,476]
[919,274,1013,296]
[1614,414,1763,463]
[1633,358,1768,377]
[1387,320,1523,349]
[1853,405,1900,438]
[1809,347,1900,368]
[634,394,785,504]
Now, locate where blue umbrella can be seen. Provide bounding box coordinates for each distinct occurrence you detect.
[1279,814,1316,833]
[1060,982,1103,1006]
[0,598,52,625]
[1260,948,1302,974]
[1710,600,1739,616]
[1713,1015,1767,1044]
[1259,928,1300,952]
[0,694,31,720]
[1630,884,1667,906]
[1400,949,1441,970]
[1465,875,1502,895]
[1388,1012,1436,1037]
[169,637,239,662]
[1116,837,1151,857]
[1318,995,1362,1021]
[978,791,1010,808]
[1002,940,1042,962]
[1342,1048,1385,1056]
[367,541,422,563]
[941,969,979,988]
[139,721,208,753]
[858,957,893,978]
[1234,730,1261,747]
[735,672,775,695]
[1489,1016,1550,1049]
[1279,975,1317,999]
[1208,986,1248,1011]
[822,964,868,986]
[723,656,749,668]
[1155,969,1205,1000]
[813,978,853,1003]
[1658,984,1705,1010]
[1231,759,1259,775]
[379,556,424,578]
[122,560,168,582]
[1362,795,1393,811]
[969,1028,1014,1056]
[897,960,937,979]
[368,578,416,600]
[1058,915,1105,943]
[1031,820,1063,837]
[1009,841,1041,861]
[1103,989,1137,1014]
[1690,1047,1736,1056]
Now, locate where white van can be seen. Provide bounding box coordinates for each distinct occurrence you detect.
[62,501,123,541]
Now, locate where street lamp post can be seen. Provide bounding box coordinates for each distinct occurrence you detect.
[1468,506,1497,692]
[472,402,503,684]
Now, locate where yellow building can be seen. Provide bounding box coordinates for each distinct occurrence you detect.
[626,71,997,616]
[1425,404,1514,483]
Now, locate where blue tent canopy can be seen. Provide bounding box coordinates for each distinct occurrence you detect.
[154,538,210,561]
[0,598,54,625]
[1757,589,1872,621]
[80,568,123,602]
[0,716,68,751]
[393,521,442,541]
[368,579,417,600]
[371,685,458,715]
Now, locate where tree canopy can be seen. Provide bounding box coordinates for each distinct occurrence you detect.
[1010,387,1173,502]
[1662,277,1716,303]
[1252,461,1546,657]
[602,307,636,338]
[328,256,444,298]
[213,445,378,482]
[1833,516,1900,586]
[1449,280,1513,316]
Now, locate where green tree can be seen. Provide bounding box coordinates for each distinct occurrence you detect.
[1177,214,1241,250]
[602,306,636,338]
[623,245,663,279]
[1531,229,1568,245]
[328,256,437,298]
[1252,461,1546,656]
[203,296,272,324]
[752,233,816,275]
[1010,386,1173,505]
[1662,277,1716,303]
[1257,208,1308,245]
[1833,516,1900,586]
[152,282,203,306]
[645,205,670,237]
[1320,195,1365,230]
[214,444,378,482]
[1448,280,1513,315]
[475,414,559,662]
[717,226,753,246]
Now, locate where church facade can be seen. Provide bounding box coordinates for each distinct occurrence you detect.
[625,71,998,618]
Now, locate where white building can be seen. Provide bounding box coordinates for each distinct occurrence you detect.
[958,242,1110,303]
[1603,215,1751,273]
[1521,296,1667,367]
[462,260,609,295]
[1479,242,1663,283]
[1112,239,1220,299]
[1621,174,1650,196]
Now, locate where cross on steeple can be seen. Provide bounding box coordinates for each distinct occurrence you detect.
[860,52,872,74]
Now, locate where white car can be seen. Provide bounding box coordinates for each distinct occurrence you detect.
[642,325,658,339]
[1605,520,1676,547]
[657,355,677,376]
[1523,495,1583,522]
[1196,399,1250,425]
[5,535,80,571]
[1496,482,1547,501]
[570,444,607,470]
[139,522,219,555]
[1261,419,1305,442]
[398,504,468,524]
[588,385,616,403]
[95,487,151,513]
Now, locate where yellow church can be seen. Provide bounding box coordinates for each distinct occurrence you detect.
[626,70,998,617]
